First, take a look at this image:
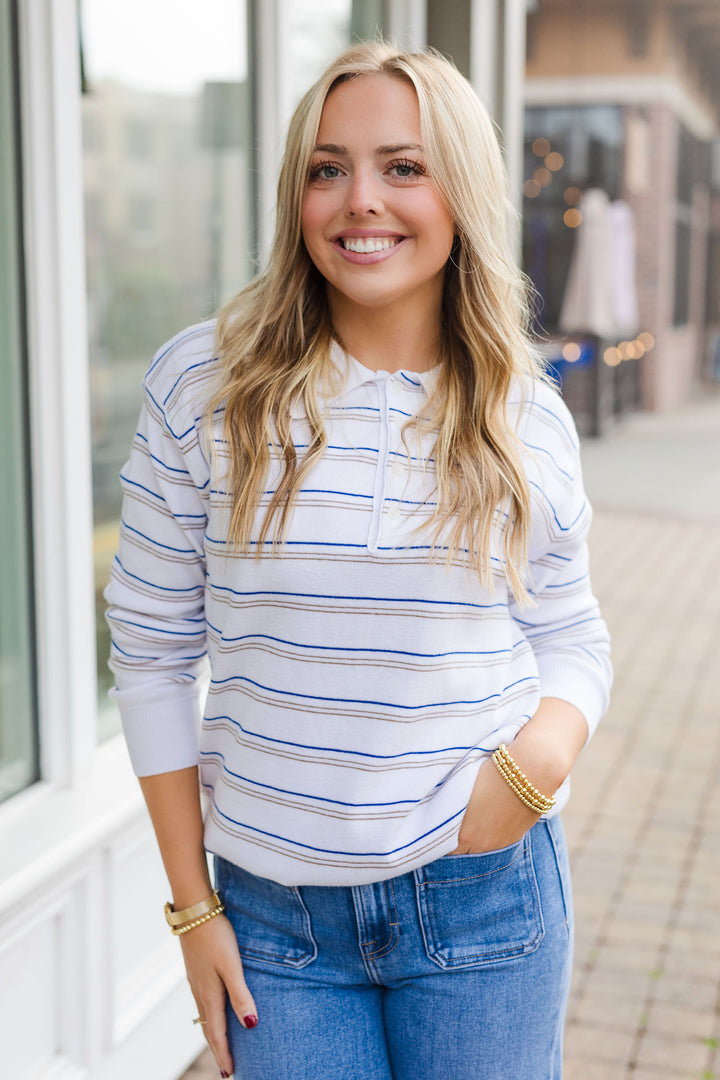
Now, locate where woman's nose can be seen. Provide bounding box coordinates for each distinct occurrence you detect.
[345,167,384,217]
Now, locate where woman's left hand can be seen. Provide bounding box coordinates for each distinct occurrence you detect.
[449,697,589,855]
[448,755,541,854]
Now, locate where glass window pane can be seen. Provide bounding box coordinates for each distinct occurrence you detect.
[80,0,252,738]
[0,0,39,801]
[283,0,353,108]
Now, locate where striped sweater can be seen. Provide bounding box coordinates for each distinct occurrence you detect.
[105,319,612,886]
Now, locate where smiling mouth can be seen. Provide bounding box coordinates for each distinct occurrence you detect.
[338,236,404,253]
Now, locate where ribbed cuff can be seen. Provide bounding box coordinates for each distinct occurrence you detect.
[535,656,611,744]
[110,680,203,776]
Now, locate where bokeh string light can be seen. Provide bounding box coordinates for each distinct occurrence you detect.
[603,333,655,366]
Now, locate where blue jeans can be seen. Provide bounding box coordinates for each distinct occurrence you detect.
[215,816,573,1080]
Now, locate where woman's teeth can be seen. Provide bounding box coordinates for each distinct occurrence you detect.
[341,236,400,253]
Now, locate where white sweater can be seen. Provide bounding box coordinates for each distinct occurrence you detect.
[106,320,612,886]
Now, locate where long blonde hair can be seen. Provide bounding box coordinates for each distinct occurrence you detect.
[209,41,545,603]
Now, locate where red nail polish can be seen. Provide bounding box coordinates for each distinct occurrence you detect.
[243,1013,258,1029]
[220,1071,230,1078]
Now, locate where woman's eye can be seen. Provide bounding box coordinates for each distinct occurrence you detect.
[389,159,426,180]
[310,162,341,181]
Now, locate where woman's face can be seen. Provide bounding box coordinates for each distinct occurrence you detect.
[301,74,455,321]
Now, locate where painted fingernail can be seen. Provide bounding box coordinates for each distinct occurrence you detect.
[220,1071,230,1078]
[243,1013,258,1029]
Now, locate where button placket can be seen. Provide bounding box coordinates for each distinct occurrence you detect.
[383,380,414,535]
[366,374,391,553]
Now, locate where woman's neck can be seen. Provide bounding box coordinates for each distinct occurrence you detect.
[327,294,443,373]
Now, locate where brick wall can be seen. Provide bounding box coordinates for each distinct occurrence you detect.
[625,105,709,412]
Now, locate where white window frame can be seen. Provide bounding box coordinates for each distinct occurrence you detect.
[0,2,201,1074]
[0,0,145,893]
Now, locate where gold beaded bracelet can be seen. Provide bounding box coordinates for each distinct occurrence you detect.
[491,744,556,816]
[171,905,225,936]
[164,890,225,936]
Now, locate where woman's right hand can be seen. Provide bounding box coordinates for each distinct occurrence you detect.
[179,912,258,1078]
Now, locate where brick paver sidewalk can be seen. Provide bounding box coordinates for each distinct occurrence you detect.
[564,510,720,1080]
[181,394,720,1080]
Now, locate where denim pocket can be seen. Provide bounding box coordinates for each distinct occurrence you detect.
[215,856,317,969]
[413,833,544,969]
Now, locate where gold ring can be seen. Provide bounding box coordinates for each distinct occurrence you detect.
[193,1017,207,1025]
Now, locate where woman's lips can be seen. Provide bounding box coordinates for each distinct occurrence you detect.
[332,235,410,264]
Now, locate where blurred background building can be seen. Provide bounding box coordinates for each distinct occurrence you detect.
[523,0,720,430]
[1,2,717,1078]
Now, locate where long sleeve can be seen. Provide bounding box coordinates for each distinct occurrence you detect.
[104,324,217,775]
[509,381,612,740]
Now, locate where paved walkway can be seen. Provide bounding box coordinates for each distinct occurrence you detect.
[181,390,720,1080]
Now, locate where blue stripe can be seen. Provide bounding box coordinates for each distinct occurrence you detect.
[205,538,501,564]
[537,551,572,564]
[122,472,208,515]
[512,615,599,637]
[209,673,535,710]
[110,640,161,660]
[205,536,499,565]
[204,713,506,760]
[542,573,589,590]
[522,441,575,482]
[291,442,379,455]
[579,645,608,669]
[111,640,206,663]
[528,481,587,532]
[112,556,204,593]
[200,751,421,807]
[385,496,437,507]
[389,448,435,463]
[259,487,373,501]
[112,616,205,639]
[290,443,434,464]
[205,624,515,658]
[204,795,467,857]
[511,397,579,451]
[399,371,422,387]
[121,518,198,555]
[145,324,211,377]
[145,388,223,441]
[162,357,217,405]
[120,474,167,504]
[250,488,438,508]
[134,432,191,475]
[206,581,506,610]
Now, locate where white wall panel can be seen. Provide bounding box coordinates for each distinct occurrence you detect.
[108,824,185,1045]
[1,913,60,1077]
[0,882,88,1080]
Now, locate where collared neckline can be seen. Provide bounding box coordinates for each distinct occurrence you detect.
[330,339,441,396]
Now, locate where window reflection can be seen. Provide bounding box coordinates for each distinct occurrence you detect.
[80,0,252,735]
[0,0,38,801]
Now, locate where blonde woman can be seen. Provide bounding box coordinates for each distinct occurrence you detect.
[106,42,611,1080]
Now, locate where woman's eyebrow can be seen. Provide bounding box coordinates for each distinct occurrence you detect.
[312,142,425,155]
[376,143,424,154]
[314,143,347,155]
